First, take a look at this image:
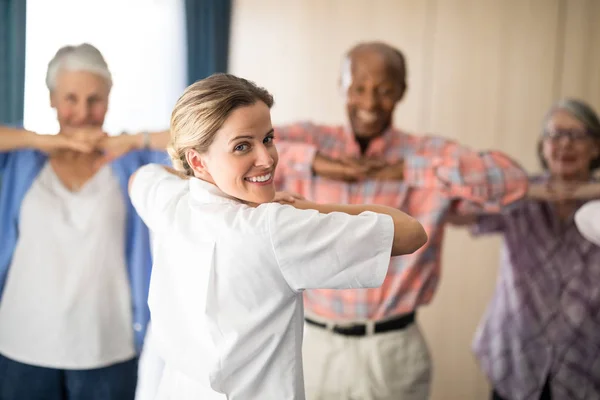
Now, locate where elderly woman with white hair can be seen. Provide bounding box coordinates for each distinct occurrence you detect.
[0,43,171,399]
[450,98,600,400]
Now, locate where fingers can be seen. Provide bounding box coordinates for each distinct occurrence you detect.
[62,126,107,148]
[361,157,387,170]
[281,195,297,203]
[314,154,402,182]
[63,138,95,154]
[273,191,306,204]
[273,192,306,204]
[273,193,297,203]
[286,191,306,201]
[342,157,375,175]
[548,179,579,202]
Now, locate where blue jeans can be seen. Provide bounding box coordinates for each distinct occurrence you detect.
[0,353,138,400]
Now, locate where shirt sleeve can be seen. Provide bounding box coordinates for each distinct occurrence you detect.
[575,200,600,246]
[130,164,189,232]
[267,204,394,291]
[274,140,316,190]
[276,122,319,144]
[0,151,10,174]
[138,149,172,166]
[403,136,528,212]
[273,123,319,190]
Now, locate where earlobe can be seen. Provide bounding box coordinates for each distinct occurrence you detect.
[185,149,209,178]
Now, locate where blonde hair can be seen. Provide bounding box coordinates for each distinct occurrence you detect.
[168,73,274,175]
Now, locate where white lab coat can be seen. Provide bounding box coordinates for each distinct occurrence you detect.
[130,164,394,399]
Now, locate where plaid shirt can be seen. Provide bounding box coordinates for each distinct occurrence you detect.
[275,123,528,321]
[471,176,600,400]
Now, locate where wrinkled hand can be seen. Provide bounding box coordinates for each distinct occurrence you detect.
[34,133,96,154]
[567,182,600,200]
[368,160,404,181]
[35,126,108,155]
[94,134,141,168]
[61,126,107,148]
[312,153,385,182]
[312,153,404,182]
[273,191,306,205]
[528,180,578,203]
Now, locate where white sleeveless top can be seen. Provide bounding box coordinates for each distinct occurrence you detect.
[0,162,135,369]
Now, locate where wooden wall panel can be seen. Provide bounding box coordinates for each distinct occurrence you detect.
[559,0,600,110]
[419,2,561,397]
[229,0,433,132]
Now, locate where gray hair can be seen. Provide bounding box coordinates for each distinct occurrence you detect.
[544,98,600,138]
[45,43,113,92]
[538,98,600,170]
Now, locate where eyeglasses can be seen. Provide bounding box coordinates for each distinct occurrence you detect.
[543,129,591,142]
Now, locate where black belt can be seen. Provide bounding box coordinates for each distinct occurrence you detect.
[305,312,416,337]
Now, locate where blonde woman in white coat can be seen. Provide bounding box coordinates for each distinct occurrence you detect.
[129,73,428,400]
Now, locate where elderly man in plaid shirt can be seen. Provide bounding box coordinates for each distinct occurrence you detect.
[274,41,529,400]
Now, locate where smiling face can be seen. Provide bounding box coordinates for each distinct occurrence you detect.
[50,70,110,133]
[193,101,278,204]
[541,109,599,180]
[343,45,406,140]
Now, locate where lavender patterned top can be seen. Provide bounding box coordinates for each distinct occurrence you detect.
[472,177,600,400]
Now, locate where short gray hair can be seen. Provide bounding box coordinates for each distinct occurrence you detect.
[45,43,113,92]
[538,98,600,170]
[544,98,600,138]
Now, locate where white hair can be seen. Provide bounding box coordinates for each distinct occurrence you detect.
[45,43,113,92]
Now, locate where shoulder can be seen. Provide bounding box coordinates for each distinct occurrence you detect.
[229,202,292,234]
[410,133,460,152]
[113,150,170,170]
[0,149,47,174]
[226,202,321,239]
[277,122,344,135]
[1,148,46,161]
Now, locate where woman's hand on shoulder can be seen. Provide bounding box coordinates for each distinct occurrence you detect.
[272,191,306,205]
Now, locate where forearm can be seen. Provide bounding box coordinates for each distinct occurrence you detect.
[569,182,600,200]
[131,130,171,151]
[406,149,528,212]
[0,126,39,152]
[293,201,428,256]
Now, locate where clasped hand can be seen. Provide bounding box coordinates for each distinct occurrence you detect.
[36,127,141,169]
[312,153,404,182]
[528,179,600,202]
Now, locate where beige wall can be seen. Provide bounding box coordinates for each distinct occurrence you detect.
[229,1,600,399]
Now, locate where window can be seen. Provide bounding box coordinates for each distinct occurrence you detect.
[24,0,187,135]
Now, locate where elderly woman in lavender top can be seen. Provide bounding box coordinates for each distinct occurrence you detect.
[450,99,600,400]
[0,44,172,399]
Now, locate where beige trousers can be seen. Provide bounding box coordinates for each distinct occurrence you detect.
[303,321,432,400]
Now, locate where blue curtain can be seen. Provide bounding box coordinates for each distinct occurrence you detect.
[185,0,232,85]
[0,0,26,125]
